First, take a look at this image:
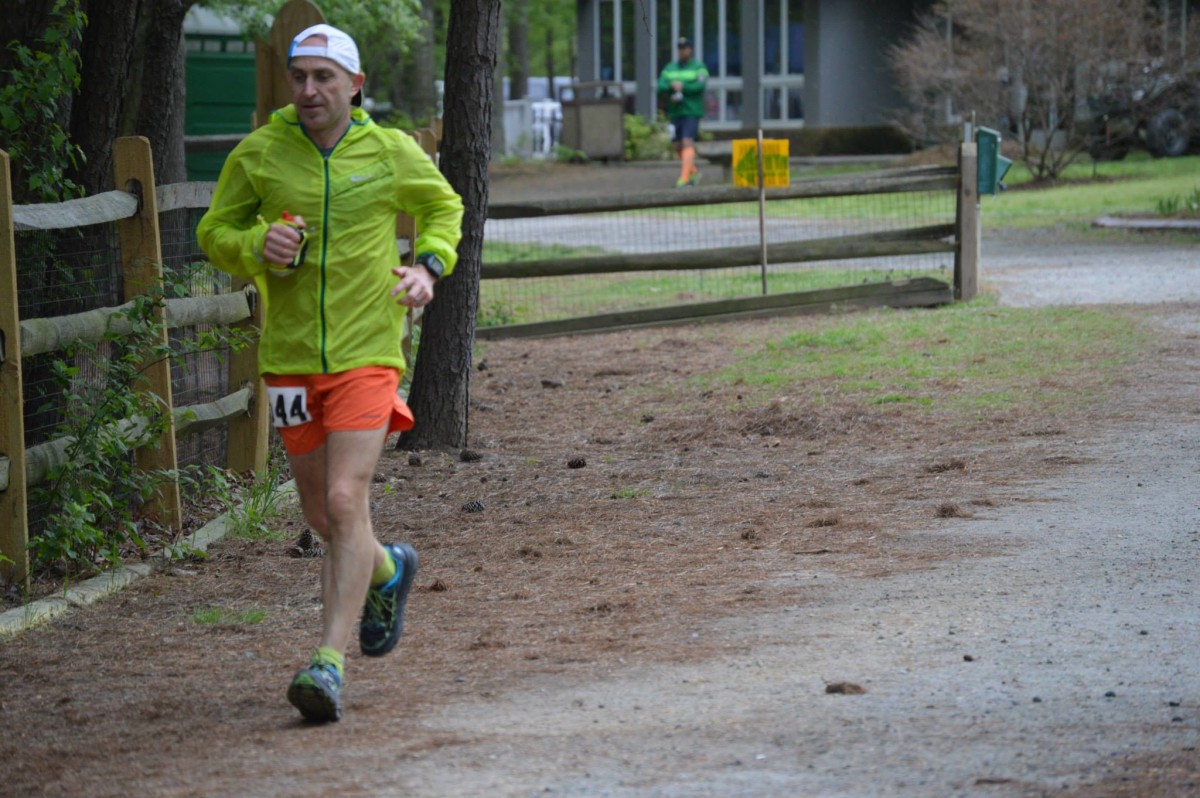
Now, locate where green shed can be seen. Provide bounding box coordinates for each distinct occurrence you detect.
[184,9,256,181]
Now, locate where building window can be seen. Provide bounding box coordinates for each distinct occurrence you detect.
[725,88,742,122]
[764,0,803,76]
[621,0,636,80]
[726,0,741,77]
[600,0,616,80]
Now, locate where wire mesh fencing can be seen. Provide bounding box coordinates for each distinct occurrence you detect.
[480,166,960,329]
[12,209,241,537]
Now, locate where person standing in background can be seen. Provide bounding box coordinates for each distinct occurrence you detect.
[657,36,709,187]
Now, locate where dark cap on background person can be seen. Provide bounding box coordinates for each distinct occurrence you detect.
[676,36,693,49]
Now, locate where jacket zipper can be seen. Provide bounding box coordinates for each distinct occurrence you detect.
[320,151,330,373]
[309,122,354,374]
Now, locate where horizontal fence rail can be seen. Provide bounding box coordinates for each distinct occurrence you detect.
[481,224,957,279]
[479,158,974,337]
[0,134,981,588]
[12,191,139,231]
[0,137,270,588]
[485,165,960,219]
[18,289,253,358]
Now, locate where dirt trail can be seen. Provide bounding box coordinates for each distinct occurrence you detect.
[2,162,1198,798]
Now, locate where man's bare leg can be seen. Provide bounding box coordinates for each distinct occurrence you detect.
[289,425,390,654]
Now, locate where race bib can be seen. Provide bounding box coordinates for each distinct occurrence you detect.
[267,385,312,428]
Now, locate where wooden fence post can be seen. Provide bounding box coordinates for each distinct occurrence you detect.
[113,136,183,531]
[0,150,30,588]
[227,0,328,473]
[255,0,326,127]
[225,283,269,474]
[955,141,980,302]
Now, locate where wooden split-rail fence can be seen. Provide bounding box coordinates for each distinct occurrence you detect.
[0,137,269,588]
[478,143,980,339]
[0,135,982,588]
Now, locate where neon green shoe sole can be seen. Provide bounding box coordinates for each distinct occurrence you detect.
[287,662,343,722]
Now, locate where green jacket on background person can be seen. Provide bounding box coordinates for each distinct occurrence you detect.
[657,57,709,120]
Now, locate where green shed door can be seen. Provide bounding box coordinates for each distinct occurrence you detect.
[185,47,256,181]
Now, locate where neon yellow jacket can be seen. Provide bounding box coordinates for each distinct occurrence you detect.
[197,105,463,376]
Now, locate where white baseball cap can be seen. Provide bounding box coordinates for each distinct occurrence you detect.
[288,23,362,76]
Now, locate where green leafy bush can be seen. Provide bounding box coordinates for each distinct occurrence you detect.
[624,113,673,161]
[27,266,254,580]
[0,0,87,202]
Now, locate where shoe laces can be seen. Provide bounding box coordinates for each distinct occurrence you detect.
[362,586,392,629]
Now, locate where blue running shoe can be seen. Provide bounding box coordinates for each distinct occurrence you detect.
[287,661,343,722]
[359,543,419,657]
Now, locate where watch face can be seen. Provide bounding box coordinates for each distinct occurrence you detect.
[420,255,444,279]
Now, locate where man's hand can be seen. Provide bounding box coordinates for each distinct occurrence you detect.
[671,80,683,92]
[262,215,307,266]
[390,264,436,308]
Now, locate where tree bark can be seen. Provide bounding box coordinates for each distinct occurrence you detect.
[68,0,194,194]
[70,0,140,194]
[507,0,530,100]
[0,0,60,77]
[133,0,193,185]
[391,0,439,120]
[398,0,501,451]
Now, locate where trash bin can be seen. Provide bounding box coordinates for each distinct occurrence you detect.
[560,82,625,161]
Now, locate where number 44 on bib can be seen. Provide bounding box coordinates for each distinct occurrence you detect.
[267,385,311,428]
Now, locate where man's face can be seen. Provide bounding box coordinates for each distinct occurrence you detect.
[678,45,692,60]
[288,36,363,136]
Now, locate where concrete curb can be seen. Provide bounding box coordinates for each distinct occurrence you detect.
[1094,214,1200,232]
[0,480,298,641]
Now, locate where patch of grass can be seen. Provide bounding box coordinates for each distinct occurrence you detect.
[984,154,1200,229]
[209,459,293,542]
[611,487,650,499]
[1155,186,1200,218]
[192,606,267,626]
[480,267,951,325]
[714,304,1149,417]
[483,240,608,263]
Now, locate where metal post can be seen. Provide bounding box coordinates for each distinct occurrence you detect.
[757,129,768,295]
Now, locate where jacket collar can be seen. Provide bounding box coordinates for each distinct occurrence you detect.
[270,104,373,143]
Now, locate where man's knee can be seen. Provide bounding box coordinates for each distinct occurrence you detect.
[323,481,370,531]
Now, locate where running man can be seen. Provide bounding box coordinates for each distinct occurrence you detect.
[197,23,463,722]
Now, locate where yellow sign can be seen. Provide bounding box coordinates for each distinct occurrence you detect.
[732,139,790,187]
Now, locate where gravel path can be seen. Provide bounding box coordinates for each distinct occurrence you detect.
[407,416,1199,797]
[983,229,1200,310]
[383,300,1200,797]
[410,177,1200,795]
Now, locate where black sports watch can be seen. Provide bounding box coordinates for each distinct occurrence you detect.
[415,252,445,281]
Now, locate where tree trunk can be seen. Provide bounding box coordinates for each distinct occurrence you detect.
[70,0,140,194]
[69,0,194,194]
[133,0,192,185]
[545,26,556,100]
[398,0,501,451]
[0,0,60,77]
[391,0,439,121]
[507,0,530,100]
[492,15,507,157]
